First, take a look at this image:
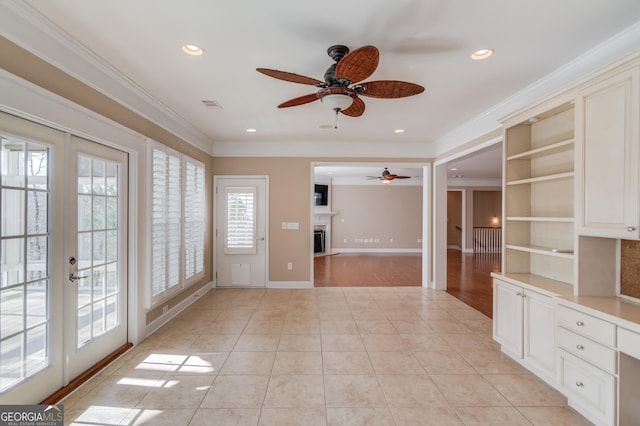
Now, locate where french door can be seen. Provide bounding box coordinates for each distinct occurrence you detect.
[65,136,128,380]
[0,113,128,403]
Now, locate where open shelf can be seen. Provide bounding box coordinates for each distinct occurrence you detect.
[506,138,575,161]
[506,244,574,259]
[506,171,574,186]
[502,97,575,288]
[506,216,574,222]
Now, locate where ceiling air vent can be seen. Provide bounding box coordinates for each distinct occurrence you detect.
[202,100,222,109]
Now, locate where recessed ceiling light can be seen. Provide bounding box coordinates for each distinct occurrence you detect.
[246,128,257,133]
[471,48,494,60]
[450,167,458,171]
[182,44,204,56]
[394,128,405,134]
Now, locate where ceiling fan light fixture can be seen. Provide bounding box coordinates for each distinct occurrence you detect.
[394,128,405,134]
[321,93,354,111]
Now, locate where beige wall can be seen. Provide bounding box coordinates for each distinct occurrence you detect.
[213,158,430,281]
[473,190,502,227]
[447,191,463,248]
[331,185,422,250]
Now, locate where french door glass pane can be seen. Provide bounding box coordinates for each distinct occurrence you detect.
[76,154,120,348]
[0,136,50,392]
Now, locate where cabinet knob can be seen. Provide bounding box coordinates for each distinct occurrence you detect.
[576,344,584,350]
[516,292,522,296]
[627,226,636,232]
[576,381,584,388]
[576,321,584,327]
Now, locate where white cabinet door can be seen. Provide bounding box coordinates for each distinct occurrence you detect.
[524,290,556,381]
[576,65,640,239]
[493,279,523,358]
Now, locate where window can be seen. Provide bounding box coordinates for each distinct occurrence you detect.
[150,143,205,303]
[225,187,256,254]
[184,157,205,280]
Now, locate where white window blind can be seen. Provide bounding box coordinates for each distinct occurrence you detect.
[225,187,256,254]
[151,147,181,297]
[184,158,205,280]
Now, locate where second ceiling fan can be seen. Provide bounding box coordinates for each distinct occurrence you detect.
[257,45,424,122]
[367,168,412,184]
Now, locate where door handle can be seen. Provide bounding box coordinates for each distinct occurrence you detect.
[69,273,88,283]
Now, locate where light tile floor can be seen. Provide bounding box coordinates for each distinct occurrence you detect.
[63,287,592,425]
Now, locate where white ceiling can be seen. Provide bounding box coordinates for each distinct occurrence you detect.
[21,0,640,153]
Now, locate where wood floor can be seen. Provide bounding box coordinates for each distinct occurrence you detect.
[446,250,500,318]
[314,250,500,318]
[314,254,422,287]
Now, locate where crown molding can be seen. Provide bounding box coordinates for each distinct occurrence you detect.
[433,21,640,156]
[0,2,214,155]
[211,139,436,158]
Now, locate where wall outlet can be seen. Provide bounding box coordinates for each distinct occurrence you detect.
[390,238,394,243]
[282,222,287,229]
[343,238,347,243]
[287,262,293,270]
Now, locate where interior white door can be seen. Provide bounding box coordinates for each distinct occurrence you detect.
[65,136,128,379]
[215,177,267,287]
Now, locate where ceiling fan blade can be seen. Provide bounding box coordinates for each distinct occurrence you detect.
[335,45,379,84]
[257,68,324,86]
[277,93,319,108]
[393,175,411,179]
[340,97,365,117]
[359,80,425,98]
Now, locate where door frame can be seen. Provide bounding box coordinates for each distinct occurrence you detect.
[309,161,431,287]
[213,175,269,288]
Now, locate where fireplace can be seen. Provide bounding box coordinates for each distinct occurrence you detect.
[314,229,325,254]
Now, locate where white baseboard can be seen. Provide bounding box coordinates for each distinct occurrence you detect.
[267,281,313,289]
[331,248,422,254]
[447,245,461,250]
[463,248,475,253]
[144,282,212,338]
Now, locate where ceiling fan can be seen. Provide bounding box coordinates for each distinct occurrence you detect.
[257,45,424,126]
[366,168,412,184]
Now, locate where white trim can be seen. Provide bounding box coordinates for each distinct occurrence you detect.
[447,245,462,250]
[331,248,422,254]
[144,284,212,338]
[213,140,436,158]
[0,2,213,155]
[421,164,432,288]
[267,281,313,289]
[0,70,144,150]
[435,136,503,166]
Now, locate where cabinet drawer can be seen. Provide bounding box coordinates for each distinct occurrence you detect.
[558,349,616,425]
[557,326,617,374]
[557,305,616,346]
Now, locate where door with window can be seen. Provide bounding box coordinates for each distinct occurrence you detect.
[215,177,267,287]
[0,114,128,403]
[66,136,128,379]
